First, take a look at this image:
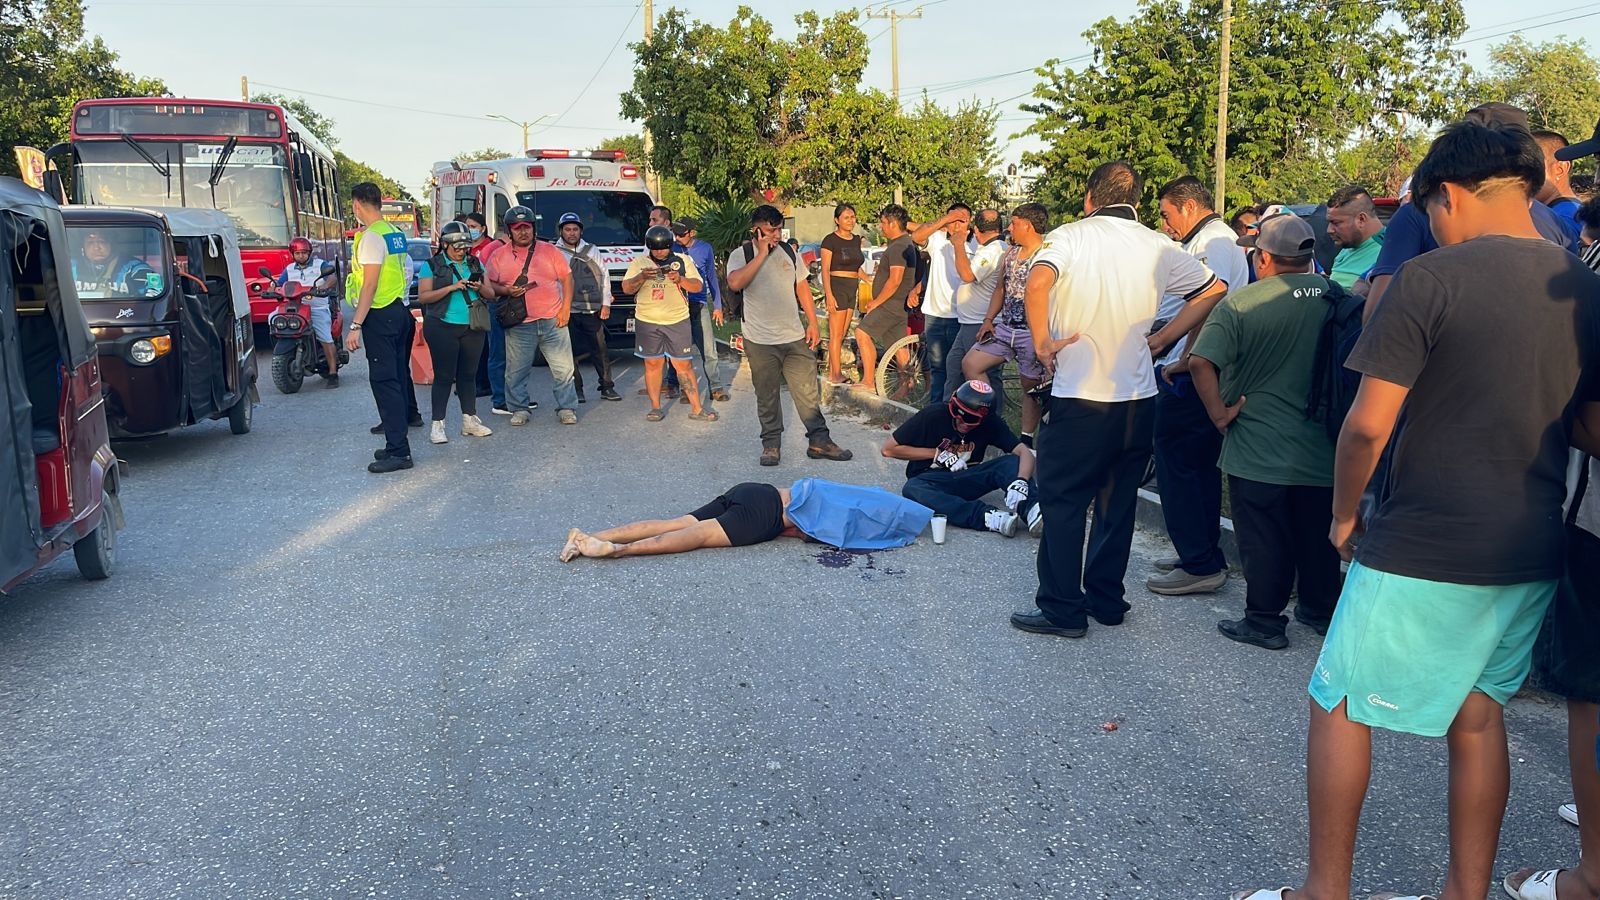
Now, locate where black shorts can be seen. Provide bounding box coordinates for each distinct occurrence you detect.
[858,301,908,352]
[1548,525,1600,702]
[689,482,786,547]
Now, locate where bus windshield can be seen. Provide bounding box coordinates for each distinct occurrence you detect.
[74,141,293,247]
[64,224,170,300]
[515,190,652,246]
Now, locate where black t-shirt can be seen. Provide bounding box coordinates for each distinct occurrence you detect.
[1347,235,1600,584]
[892,403,1020,478]
[871,234,918,310]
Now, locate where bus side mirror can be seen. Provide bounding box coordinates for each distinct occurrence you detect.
[42,171,65,204]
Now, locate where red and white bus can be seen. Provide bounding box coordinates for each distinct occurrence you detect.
[381,198,422,238]
[51,98,346,324]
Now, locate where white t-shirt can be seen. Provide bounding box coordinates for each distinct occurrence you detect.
[920,229,975,320]
[1154,216,1249,366]
[727,243,808,346]
[1033,209,1218,402]
[953,238,1007,324]
[280,257,328,289]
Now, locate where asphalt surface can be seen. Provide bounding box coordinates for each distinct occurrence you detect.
[0,347,1579,899]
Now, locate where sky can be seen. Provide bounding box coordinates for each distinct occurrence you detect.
[81,0,1600,198]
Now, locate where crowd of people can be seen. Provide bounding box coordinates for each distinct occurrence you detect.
[334,100,1600,899]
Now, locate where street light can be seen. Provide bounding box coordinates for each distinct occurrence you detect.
[485,113,551,153]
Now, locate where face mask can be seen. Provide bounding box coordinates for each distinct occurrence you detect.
[467,228,483,241]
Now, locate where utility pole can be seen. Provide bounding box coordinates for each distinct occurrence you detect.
[642,0,662,199]
[866,4,923,206]
[1213,0,1233,205]
[240,76,249,102]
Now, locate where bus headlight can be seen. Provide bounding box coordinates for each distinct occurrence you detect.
[129,336,171,364]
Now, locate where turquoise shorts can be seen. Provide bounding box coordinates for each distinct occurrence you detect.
[1309,560,1556,737]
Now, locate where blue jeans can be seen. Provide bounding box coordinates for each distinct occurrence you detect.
[1152,374,1226,576]
[921,315,961,405]
[486,316,507,408]
[902,455,1031,531]
[505,318,578,412]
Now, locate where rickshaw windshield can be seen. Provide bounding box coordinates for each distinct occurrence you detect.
[65,224,171,300]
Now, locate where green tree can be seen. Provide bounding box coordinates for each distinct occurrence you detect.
[1,0,167,178]
[250,92,339,148]
[1471,36,1600,145]
[1019,0,1469,216]
[335,152,416,227]
[453,146,512,165]
[598,132,705,214]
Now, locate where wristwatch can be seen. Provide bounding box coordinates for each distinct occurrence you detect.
[351,323,363,331]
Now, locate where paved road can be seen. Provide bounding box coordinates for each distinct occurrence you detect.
[0,349,1577,899]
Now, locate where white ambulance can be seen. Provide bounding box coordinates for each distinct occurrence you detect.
[428,149,654,341]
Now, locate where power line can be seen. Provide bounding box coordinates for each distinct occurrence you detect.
[1457,7,1600,43]
[1459,1,1600,36]
[250,82,623,133]
[533,2,643,135]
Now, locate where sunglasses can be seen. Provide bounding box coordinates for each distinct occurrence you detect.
[954,409,986,425]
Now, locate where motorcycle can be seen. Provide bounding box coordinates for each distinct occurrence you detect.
[260,263,347,394]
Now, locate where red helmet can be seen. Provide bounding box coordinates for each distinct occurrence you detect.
[289,237,313,254]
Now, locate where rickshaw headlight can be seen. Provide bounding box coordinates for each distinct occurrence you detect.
[129,336,171,365]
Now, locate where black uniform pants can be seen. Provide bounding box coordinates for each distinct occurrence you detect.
[1034,395,1155,629]
[365,301,413,458]
[1227,476,1343,635]
[569,311,613,392]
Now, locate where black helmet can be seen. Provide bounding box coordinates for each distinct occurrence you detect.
[949,379,995,422]
[503,206,536,230]
[437,221,473,247]
[644,225,675,251]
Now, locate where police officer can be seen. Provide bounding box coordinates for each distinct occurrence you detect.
[345,182,416,473]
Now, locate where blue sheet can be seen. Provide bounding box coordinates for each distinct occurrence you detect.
[785,478,933,550]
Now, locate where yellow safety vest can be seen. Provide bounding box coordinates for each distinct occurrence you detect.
[348,220,408,308]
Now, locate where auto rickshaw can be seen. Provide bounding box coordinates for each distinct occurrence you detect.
[0,177,123,594]
[61,206,256,438]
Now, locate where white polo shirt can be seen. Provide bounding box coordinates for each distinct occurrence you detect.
[954,237,1007,324]
[1032,207,1218,402]
[920,229,975,320]
[1154,214,1250,367]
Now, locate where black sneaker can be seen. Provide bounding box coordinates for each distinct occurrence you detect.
[324,374,339,389]
[409,416,424,428]
[369,423,384,434]
[1293,610,1331,636]
[368,455,414,474]
[1218,618,1289,650]
[577,392,587,404]
[374,448,390,461]
[601,388,622,402]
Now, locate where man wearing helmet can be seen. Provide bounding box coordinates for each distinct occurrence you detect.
[881,379,1041,537]
[620,224,717,422]
[277,237,340,386]
[483,205,579,426]
[555,212,620,403]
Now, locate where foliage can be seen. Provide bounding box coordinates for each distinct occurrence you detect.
[0,0,167,178]
[620,7,998,215]
[688,196,757,256]
[1019,0,1470,216]
[251,92,338,148]
[453,147,512,165]
[335,151,415,226]
[1470,36,1600,147]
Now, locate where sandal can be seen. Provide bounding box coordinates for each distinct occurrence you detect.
[688,409,718,422]
[646,407,666,422]
[1502,869,1563,900]
[1231,891,1290,900]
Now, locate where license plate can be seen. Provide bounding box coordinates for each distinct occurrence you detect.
[625,317,636,333]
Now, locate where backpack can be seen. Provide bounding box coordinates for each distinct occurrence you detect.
[564,243,606,313]
[1304,278,1364,442]
[725,240,797,320]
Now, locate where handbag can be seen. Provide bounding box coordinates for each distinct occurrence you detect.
[494,244,535,328]
[468,297,491,332]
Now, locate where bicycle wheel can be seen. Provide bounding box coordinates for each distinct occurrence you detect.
[876,334,927,403]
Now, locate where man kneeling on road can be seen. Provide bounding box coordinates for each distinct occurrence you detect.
[559,479,932,559]
[882,379,1042,537]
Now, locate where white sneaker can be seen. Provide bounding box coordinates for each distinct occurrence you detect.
[1559,802,1579,826]
[461,414,493,437]
[984,509,1019,537]
[1025,502,1044,537]
[491,406,511,416]
[429,421,447,444]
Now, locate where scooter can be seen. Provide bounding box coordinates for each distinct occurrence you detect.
[260,263,347,394]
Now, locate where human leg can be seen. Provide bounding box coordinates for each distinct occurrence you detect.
[921,315,959,405]
[1227,476,1298,637]
[745,341,785,448]
[1081,398,1154,621]
[903,456,1020,530]
[643,357,666,411]
[364,303,412,459]
[1151,386,1226,577]
[503,322,536,411]
[698,301,726,394]
[1298,698,1373,900]
[946,322,990,401]
[827,308,852,381]
[399,314,419,422]
[1288,484,1344,629]
[536,319,580,411]
[853,325,879,392]
[607,518,735,557]
[669,357,706,415]
[1441,691,1511,900]
[456,328,485,417]
[1031,396,1120,629]
[590,514,703,544]
[487,316,507,408]
[423,317,462,422]
[777,340,832,447]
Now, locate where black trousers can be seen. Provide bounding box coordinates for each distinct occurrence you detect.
[1034,395,1155,629]
[1227,476,1343,635]
[365,302,414,458]
[1152,379,1227,575]
[422,318,485,420]
[569,311,613,392]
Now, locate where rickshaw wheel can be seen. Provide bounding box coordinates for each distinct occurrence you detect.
[73,491,116,581]
[228,392,253,435]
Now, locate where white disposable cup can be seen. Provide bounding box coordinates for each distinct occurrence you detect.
[930,515,947,544]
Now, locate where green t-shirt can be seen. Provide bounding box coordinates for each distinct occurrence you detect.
[1329,227,1385,289]
[1190,273,1337,486]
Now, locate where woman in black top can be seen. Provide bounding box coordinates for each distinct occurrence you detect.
[819,203,868,384]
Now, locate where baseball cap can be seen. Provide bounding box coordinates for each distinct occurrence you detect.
[1557,119,1600,162]
[1464,101,1531,130]
[670,216,696,236]
[1236,213,1316,256]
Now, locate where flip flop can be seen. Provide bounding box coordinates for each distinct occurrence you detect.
[646,407,666,422]
[1502,869,1562,900]
[688,409,718,422]
[1367,894,1438,900]
[559,528,582,563]
[1230,891,1290,900]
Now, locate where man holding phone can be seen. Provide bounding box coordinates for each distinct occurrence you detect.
[621,225,717,422]
[483,206,579,426]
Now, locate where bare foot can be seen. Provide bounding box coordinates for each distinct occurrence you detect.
[559,527,582,562]
[576,533,617,559]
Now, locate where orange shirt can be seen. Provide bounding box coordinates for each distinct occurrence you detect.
[485,240,568,322]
